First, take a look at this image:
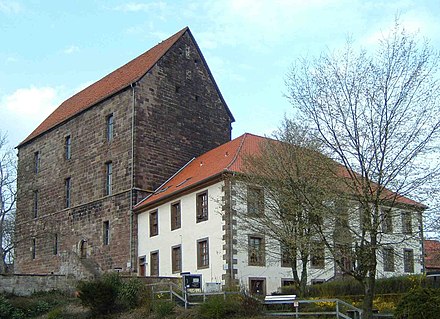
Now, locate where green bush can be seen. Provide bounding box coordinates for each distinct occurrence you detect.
[198,295,240,319]
[305,275,427,298]
[77,279,118,315]
[118,277,148,309]
[152,300,175,318]
[238,294,263,317]
[0,295,25,319]
[395,288,440,319]
[77,275,150,315]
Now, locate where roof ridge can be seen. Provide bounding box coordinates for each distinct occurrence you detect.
[225,133,248,170]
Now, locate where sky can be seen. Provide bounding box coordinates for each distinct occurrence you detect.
[1,0,440,149]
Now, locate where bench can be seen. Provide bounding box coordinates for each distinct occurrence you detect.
[264,294,297,304]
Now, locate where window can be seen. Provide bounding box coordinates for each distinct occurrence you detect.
[172,245,182,273]
[103,221,110,245]
[171,202,181,230]
[150,251,159,276]
[359,206,370,230]
[249,278,265,296]
[404,249,414,273]
[106,114,114,142]
[65,177,71,208]
[247,186,264,216]
[150,210,158,237]
[383,247,395,272]
[248,235,265,266]
[31,238,36,259]
[281,279,295,287]
[34,151,40,173]
[53,233,58,255]
[402,212,412,234]
[65,135,71,159]
[196,191,208,222]
[281,245,290,267]
[310,242,325,269]
[197,238,209,269]
[382,208,393,233]
[33,190,38,218]
[139,256,146,277]
[105,162,112,196]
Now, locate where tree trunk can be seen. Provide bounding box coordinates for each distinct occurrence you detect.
[362,273,376,319]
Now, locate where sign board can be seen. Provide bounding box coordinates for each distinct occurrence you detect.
[183,274,202,289]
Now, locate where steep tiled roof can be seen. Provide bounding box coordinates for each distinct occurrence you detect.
[134,133,424,211]
[425,240,440,270]
[19,27,190,146]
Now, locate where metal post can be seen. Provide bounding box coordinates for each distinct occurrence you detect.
[295,302,299,319]
[169,283,172,301]
[336,300,340,318]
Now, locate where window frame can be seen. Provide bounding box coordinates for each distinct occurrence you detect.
[103,221,110,245]
[197,238,209,269]
[106,113,114,142]
[383,247,395,272]
[247,186,264,217]
[248,235,265,266]
[53,233,58,255]
[105,162,112,196]
[381,208,393,234]
[403,248,414,273]
[281,244,290,268]
[310,241,325,269]
[65,135,71,160]
[196,191,208,223]
[150,251,159,276]
[171,201,181,230]
[402,212,412,235]
[31,238,36,260]
[33,190,38,218]
[149,210,158,237]
[65,177,71,208]
[34,151,40,173]
[171,245,182,273]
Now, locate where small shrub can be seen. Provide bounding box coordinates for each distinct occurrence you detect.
[46,307,63,319]
[198,295,240,319]
[118,277,148,310]
[0,295,16,319]
[152,300,175,318]
[395,288,440,319]
[77,279,118,315]
[238,294,263,317]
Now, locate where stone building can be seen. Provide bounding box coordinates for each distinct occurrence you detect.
[14,27,234,277]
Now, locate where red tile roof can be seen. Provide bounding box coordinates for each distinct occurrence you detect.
[425,240,440,269]
[19,27,191,146]
[134,133,425,211]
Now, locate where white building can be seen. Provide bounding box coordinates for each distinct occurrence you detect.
[135,133,424,295]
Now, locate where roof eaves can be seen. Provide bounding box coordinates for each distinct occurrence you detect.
[134,171,227,213]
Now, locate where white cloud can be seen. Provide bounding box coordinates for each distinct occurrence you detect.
[1,86,60,117]
[0,1,22,14]
[63,45,80,54]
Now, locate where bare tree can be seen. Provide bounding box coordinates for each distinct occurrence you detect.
[0,131,16,273]
[233,119,336,296]
[285,20,439,318]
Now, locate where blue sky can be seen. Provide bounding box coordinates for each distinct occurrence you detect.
[1,0,439,148]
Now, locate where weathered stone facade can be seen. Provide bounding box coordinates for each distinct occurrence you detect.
[15,29,233,276]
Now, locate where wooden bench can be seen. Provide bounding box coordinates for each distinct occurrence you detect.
[264,294,297,304]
